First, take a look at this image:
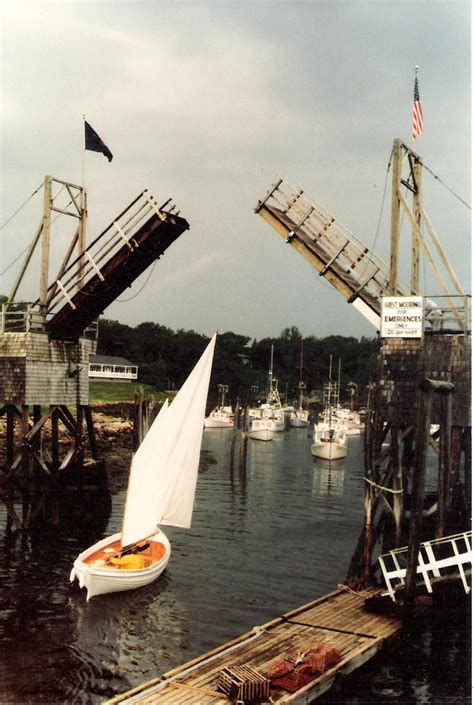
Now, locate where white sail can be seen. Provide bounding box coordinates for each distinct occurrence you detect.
[121,333,217,548]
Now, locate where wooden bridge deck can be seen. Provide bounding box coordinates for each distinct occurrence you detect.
[105,586,403,705]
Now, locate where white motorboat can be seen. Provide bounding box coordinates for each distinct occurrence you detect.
[70,334,217,600]
[311,426,347,459]
[260,401,285,432]
[204,385,234,428]
[204,407,234,428]
[311,356,347,460]
[290,409,310,427]
[332,406,362,435]
[247,416,274,441]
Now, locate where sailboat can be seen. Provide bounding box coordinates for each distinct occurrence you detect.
[311,356,347,460]
[289,339,310,428]
[70,334,217,600]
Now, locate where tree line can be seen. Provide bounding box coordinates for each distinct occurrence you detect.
[97,319,379,408]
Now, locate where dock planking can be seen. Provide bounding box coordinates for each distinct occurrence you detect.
[105,586,403,704]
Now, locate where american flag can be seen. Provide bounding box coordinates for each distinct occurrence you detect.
[412,73,423,140]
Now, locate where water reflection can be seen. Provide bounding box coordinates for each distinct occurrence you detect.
[312,460,346,496]
[0,429,469,704]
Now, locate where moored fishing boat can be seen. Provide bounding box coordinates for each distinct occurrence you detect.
[204,385,234,428]
[247,416,274,441]
[311,425,347,459]
[204,406,234,427]
[248,345,286,434]
[311,356,347,460]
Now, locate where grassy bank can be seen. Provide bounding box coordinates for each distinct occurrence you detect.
[89,381,166,403]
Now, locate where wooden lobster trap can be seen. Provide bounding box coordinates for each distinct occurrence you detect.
[217,664,270,703]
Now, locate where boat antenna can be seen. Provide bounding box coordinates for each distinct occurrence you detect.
[328,354,333,428]
[328,355,332,406]
[299,338,304,385]
[269,344,274,392]
[337,358,341,408]
[299,338,304,410]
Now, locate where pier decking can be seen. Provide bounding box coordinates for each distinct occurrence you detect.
[105,586,403,705]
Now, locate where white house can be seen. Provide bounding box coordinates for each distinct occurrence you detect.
[89,355,138,383]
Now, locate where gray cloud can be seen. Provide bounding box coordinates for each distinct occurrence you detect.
[1,0,470,340]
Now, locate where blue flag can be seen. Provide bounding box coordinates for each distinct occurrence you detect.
[84,121,113,162]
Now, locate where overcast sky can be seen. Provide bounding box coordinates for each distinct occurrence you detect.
[1,0,471,341]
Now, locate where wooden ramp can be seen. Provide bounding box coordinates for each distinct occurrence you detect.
[105,587,402,705]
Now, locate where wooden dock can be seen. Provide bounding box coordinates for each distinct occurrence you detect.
[105,586,403,704]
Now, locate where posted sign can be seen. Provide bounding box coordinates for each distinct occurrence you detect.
[381,296,424,338]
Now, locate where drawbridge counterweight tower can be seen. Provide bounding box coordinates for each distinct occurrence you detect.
[0,176,189,528]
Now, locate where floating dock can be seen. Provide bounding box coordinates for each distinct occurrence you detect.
[105,586,403,704]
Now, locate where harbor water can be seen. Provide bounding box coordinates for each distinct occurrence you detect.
[0,429,470,704]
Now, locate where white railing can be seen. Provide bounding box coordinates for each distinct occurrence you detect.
[423,295,471,335]
[379,531,472,601]
[0,303,45,334]
[0,303,99,340]
[88,366,138,380]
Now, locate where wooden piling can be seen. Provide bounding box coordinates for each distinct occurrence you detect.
[84,406,99,461]
[404,379,456,610]
[133,387,144,451]
[391,423,404,547]
[404,379,434,608]
[436,392,452,538]
[239,406,248,472]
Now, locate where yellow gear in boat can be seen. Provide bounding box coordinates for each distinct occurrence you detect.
[109,554,146,570]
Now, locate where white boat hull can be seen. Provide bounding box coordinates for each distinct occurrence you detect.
[247,428,273,441]
[289,416,310,428]
[204,406,234,428]
[247,418,274,441]
[344,426,361,436]
[204,417,234,428]
[70,530,171,600]
[311,440,347,460]
[265,418,285,432]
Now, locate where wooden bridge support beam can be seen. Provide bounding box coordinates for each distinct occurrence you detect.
[0,403,103,529]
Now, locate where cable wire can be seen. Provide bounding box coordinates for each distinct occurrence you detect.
[116,260,158,302]
[422,162,471,210]
[0,183,43,230]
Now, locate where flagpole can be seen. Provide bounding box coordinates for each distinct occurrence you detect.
[412,65,423,143]
[79,114,87,269]
[82,113,86,193]
[412,66,417,143]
